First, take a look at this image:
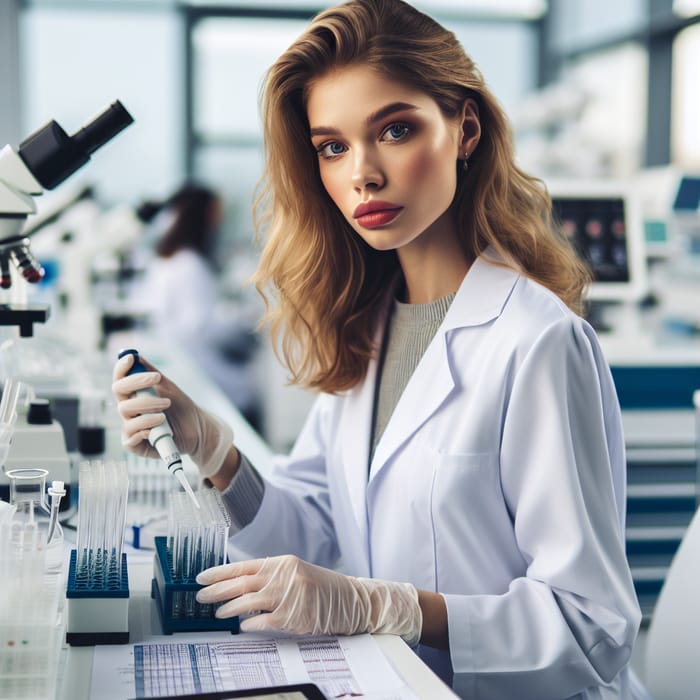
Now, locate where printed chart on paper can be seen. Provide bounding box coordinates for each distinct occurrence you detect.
[91,633,421,699]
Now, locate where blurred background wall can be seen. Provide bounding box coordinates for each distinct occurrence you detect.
[3,0,699,253]
[2,0,700,451]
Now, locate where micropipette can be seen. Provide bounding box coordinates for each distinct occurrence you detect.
[118,348,200,509]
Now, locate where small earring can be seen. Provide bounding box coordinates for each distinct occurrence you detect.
[463,151,469,172]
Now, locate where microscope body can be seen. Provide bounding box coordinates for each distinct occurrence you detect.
[0,144,45,286]
[1,101,133,281]
[0,143,42,224]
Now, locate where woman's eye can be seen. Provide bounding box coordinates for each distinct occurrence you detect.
[317,141,347,159]
[382,123,410,142]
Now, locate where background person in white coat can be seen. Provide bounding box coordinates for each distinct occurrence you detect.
[141,182,261,428]
[113,1,642,697]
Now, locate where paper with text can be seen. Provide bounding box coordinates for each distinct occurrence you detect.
[91,632,420,700]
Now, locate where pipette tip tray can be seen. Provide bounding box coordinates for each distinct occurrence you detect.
[151,536,240,635]
[65,549,130,645]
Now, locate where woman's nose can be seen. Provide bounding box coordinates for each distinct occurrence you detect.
[351,149,384,191]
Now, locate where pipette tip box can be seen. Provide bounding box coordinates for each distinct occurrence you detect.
[151,536,239,635]
[65,549,130,645]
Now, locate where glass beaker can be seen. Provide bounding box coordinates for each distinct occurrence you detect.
[7,468,64,575]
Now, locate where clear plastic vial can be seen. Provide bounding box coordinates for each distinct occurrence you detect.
[7,467,64,575]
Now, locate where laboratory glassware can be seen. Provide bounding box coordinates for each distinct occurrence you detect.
[6,467,64,575]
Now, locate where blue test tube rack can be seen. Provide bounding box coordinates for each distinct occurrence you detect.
[65,548,130,645]
[151,536,239,635]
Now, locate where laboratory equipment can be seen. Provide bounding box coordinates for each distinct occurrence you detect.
[548,179,648,303]
[547,179,648,331]
[6,467,64,575]
[66,459,130,645]
[124,451,172,550]
[0,331,96,457]
[77,387,106,456]
[0,396,71,505]
[151,488,237,634]
[669,174,700,279]
[0,100,133,336]
[0,376,20,466]
[118,347,200,508]
[0,494,64,700]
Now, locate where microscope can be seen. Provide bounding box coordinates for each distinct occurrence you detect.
[0,101,133,505]
[0,100,133,333]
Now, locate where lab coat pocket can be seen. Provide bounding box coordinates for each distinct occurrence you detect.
[429,450,513,592]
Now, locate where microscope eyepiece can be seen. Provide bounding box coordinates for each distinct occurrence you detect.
[17,100,134,190]
[71,101,134,157]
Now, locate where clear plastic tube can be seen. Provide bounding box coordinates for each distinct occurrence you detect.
[46,480,65,545]
[75,459,129,590]
[165,487,231,619]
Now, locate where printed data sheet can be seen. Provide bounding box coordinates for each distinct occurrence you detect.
[91,633,421,699]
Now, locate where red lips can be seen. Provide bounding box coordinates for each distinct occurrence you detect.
[353,200,401,218]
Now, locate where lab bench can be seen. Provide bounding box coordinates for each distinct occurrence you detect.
[57,556,457,700]
[53,340,456,700]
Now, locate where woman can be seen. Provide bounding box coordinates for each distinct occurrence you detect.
[113,1,641,697]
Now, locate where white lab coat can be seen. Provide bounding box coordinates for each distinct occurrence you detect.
[230,253,642,699]
[140,249,259,414]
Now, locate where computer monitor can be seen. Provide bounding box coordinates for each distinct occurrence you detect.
[547,179,648,305]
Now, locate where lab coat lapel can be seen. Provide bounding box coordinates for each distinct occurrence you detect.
[369,328,453,481]
[339,317,381,553]
[368,252,519,484]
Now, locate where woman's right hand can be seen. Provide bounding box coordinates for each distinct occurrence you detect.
[111,352,234,478]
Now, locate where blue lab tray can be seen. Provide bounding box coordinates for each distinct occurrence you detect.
[151,536,239,635]
[66,549,129,598]
[66,549,130,645]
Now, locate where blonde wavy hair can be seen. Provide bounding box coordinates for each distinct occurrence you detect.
[252,0,591,394]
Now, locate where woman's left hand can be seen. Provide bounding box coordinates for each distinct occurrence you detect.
[195,554,422,645]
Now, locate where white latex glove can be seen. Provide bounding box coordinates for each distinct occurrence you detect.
[112,353,233,478]
[195,555,423,647]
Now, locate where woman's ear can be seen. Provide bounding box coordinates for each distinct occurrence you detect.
[459,98,481,164]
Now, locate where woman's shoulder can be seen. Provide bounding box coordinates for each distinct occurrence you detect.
[454,253,578,334]
[509,272,573,320]
[503,275,601,358]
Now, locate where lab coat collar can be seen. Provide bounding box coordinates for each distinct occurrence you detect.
[368,250,520,483]
[442,248,520,331]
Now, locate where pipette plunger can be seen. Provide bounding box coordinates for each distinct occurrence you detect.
[118,348,200,509]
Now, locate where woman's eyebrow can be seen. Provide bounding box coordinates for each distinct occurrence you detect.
[309,102,419,138]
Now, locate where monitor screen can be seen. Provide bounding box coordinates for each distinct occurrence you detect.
[548,180,647,304]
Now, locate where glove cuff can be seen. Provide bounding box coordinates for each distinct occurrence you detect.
[193,409,234,478]
[356,578,423,648]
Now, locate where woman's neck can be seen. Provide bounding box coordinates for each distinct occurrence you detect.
[398,239,472,304]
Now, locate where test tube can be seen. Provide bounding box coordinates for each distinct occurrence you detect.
[166,488,231,619]
[76,459,129,590]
